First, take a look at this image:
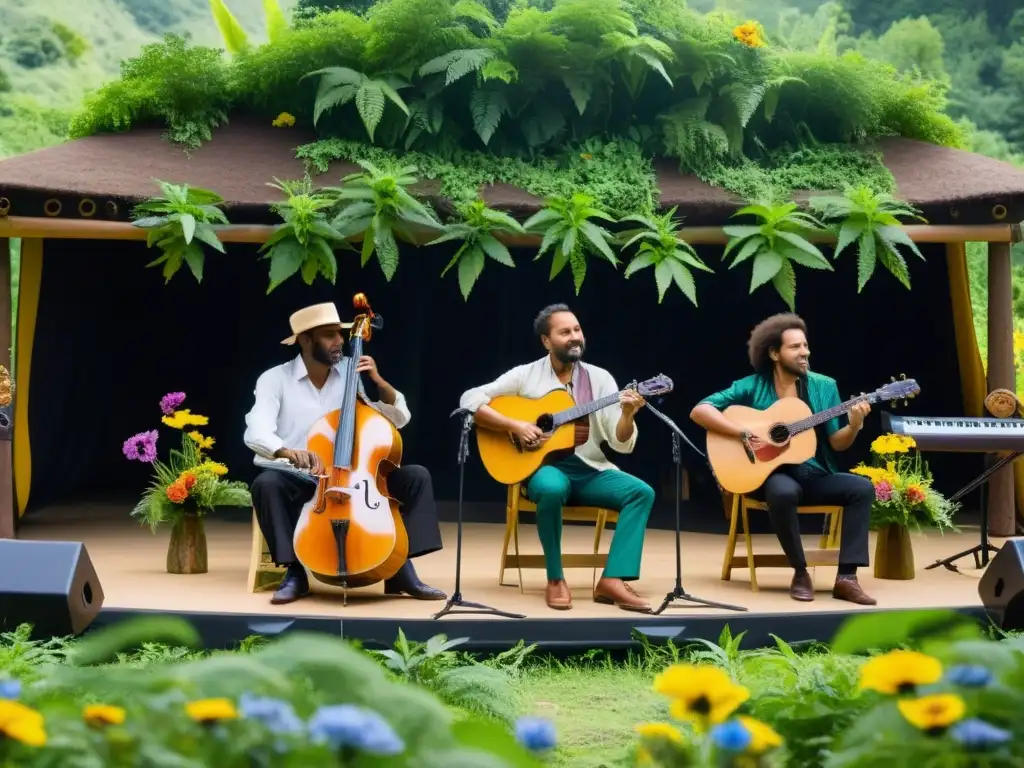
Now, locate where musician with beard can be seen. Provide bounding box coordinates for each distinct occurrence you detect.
[243,302,447,605]
[690,312,877,605]
[459,303,655,613]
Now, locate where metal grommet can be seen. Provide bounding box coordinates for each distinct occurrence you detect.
[0,198,9,218]
[949,206,960,219]
[104,200,119,217]
[78,198,97,218]
[43,199,62,217]
[993,204,1008,221]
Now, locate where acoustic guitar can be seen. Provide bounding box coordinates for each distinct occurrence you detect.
[705,377,920,494]
[475,374,675,485]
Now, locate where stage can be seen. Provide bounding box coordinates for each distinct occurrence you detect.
[12,501,1000,652]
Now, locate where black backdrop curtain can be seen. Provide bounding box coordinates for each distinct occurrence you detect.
[22,238,978,529]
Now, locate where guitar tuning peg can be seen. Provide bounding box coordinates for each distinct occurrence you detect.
[891,376,896,383]
[900,373,906,380]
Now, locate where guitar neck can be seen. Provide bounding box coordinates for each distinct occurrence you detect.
[551,391,622,428]
[787,393,874,436]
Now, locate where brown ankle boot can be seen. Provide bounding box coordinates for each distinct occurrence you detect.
[594,578,651,613]
[545,579,572,610]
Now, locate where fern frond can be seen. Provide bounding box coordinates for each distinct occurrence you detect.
[419,48,497,86]
[470,86,508,145]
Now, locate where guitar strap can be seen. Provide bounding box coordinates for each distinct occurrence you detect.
[572,362,594,406]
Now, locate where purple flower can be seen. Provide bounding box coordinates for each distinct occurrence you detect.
[239,693,304,735]
[160,392,186,415]
[875,481,893,502]
[0,679,20,699]
[515,716,557,752]
[123,430,158,463]
[945,664,993,688]
[710,719,752,752]
[950,718,1011,751]
[308,704,404,755]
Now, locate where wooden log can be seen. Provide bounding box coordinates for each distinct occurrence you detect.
[0,238,13,540]
[987,241,1017,537]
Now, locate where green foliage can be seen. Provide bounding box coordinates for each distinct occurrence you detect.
[259,177,350,292]
[429,198,523,299]
[0,94,70,159]
[523,192,619,293]
[722,200,831,310]
[209,0,252,55]
[307,65,411,139]
[620,206,713,305]
[131,180,229,283]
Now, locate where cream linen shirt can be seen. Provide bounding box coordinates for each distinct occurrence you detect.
[243,354,411,467]
[458,356,637,472]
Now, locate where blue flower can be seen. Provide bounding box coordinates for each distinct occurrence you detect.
[239,693,304,735]
[710,719,752,752]
[308,704,404,756]
[0,679,20,700]
[950,718,1011,751]
[945,665,993,688]
[515,716,557,752]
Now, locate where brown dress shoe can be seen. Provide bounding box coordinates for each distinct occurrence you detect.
[790,571,814,602]
[545,579,572,610]
[832,576,877,605]
[593,578,652,613]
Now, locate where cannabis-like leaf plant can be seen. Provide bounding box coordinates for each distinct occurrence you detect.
[523,193,619,294]
[619,207,713,305]
[259,178,351,293]
[428,200,523,299]
[722,201,831,310]
[327,160,442,280]
[131,180,228,284]
[808,186,926,291]
[305,67,411,142]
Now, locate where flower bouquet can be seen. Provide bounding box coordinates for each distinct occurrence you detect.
[850,433,958,580]
[123,392,252,574]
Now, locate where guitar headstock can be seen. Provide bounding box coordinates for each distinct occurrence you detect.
[633,374,675,398]
[875,374,920,409]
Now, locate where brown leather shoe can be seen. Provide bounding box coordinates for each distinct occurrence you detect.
[593,578,652,613]
[832,576,877,605]
[545,579,572,610]
[790,571,814,602]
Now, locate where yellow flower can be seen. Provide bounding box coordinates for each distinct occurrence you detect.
[188,432,215,450]
[1014,330,1024,355]
[272,112,296,127]
[898,694,966,732]
[635,721,684,743]
[637,746,653,765]
[871,433,916,455]
[736,716,782,753]
[162,410,209,429]
[0,700,47,747]
[732,22,763,47]
[185,698,238,723]
[196,461,228,476]
[652,664,749,726]
[83,704,126,727]
[859,650,942,694]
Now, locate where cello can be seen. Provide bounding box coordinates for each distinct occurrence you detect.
[292,293,410,592]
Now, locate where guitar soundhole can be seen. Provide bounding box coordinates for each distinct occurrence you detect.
[536,414,554,432]
[768,423,791,444]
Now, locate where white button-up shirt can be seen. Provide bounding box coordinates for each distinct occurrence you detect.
[243,355,411,466]
[459,356,637,472]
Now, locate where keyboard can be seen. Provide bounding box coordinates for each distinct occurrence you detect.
[884,413,1024,452]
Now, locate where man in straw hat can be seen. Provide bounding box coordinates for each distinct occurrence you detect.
[244,302,446,605]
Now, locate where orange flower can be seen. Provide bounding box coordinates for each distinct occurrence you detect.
[166,482,188,503]
[732,22,763,47]
[181,473,197,491]
[906,484,926,504]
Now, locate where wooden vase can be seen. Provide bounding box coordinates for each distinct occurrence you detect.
[873,523,915,580]
[166,511,208,575]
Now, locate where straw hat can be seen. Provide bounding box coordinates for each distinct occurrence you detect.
[280,302,353,345]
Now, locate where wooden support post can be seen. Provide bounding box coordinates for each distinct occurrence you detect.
[0,238,12,539]
[987,241,1016,537]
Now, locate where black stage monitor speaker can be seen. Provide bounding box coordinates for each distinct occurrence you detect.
[0,540,104,638]
[979,539,1024,630]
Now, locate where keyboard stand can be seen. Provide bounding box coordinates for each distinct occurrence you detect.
[925,452,1018,573]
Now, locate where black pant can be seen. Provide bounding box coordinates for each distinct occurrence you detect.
[753,463,873,570]
[250,465,444,567]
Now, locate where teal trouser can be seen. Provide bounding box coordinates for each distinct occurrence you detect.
[525,455,655,581]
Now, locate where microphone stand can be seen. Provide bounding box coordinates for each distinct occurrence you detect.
[433,409,525,620]
[642,401,748,615]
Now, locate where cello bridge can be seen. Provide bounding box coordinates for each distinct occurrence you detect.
[325,487,353,502]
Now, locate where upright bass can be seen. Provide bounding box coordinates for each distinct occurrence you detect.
[292,293,410,591]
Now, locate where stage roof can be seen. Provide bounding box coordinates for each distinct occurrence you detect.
[2,119,1024,226]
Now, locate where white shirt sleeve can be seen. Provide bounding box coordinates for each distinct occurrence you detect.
[459,365,526,412]
[372,389,412,429]
[594,369,638,454]
[244,370,286,459]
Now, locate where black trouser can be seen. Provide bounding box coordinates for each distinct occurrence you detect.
[752,463,873,571]
[250,465,444,567]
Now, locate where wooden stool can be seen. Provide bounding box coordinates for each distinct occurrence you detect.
[721,494,843,591]
[248,510,286,592]
[498,482,619,591]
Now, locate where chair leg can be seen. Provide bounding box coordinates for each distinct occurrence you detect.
[592,511,607,591]
[498,496,515,587]
[721,496,740,581]
[741,502,758,592]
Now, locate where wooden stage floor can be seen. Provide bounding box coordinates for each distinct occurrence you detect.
[16,507,998,623]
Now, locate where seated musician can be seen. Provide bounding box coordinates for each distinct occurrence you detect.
[459,303,655,613]
[243,302,446,605]
[690,313,877,605]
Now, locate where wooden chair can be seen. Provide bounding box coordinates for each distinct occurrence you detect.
[720,493,843,591]
[248,510,286,592]
[498,483,619,591]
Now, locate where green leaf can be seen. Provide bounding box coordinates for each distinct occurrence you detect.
[569,249,587,293]
[267,238,306,292]
[69,615,201,666]
[831,610,981,656]
[470,86,508,145]
[457,246,485,300]
[654,259,672,302]
[856,229,877,292]
[667,257,698,306]
[375,223,400,279]
[478,234,514,267]
[729,235,765,267]
[775,230,826,264]
[451,718,543,768]
[834,219,865,258]
[356,83,386,141]
[183,242,204,282]
[750,250,783,291]
[579,220,618,264]
[877,225,925,261]
[179,213,196,244]
[771,258,796,310]
[562,72,593,115]
[192,222,225,253]
[624,251,656,277]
